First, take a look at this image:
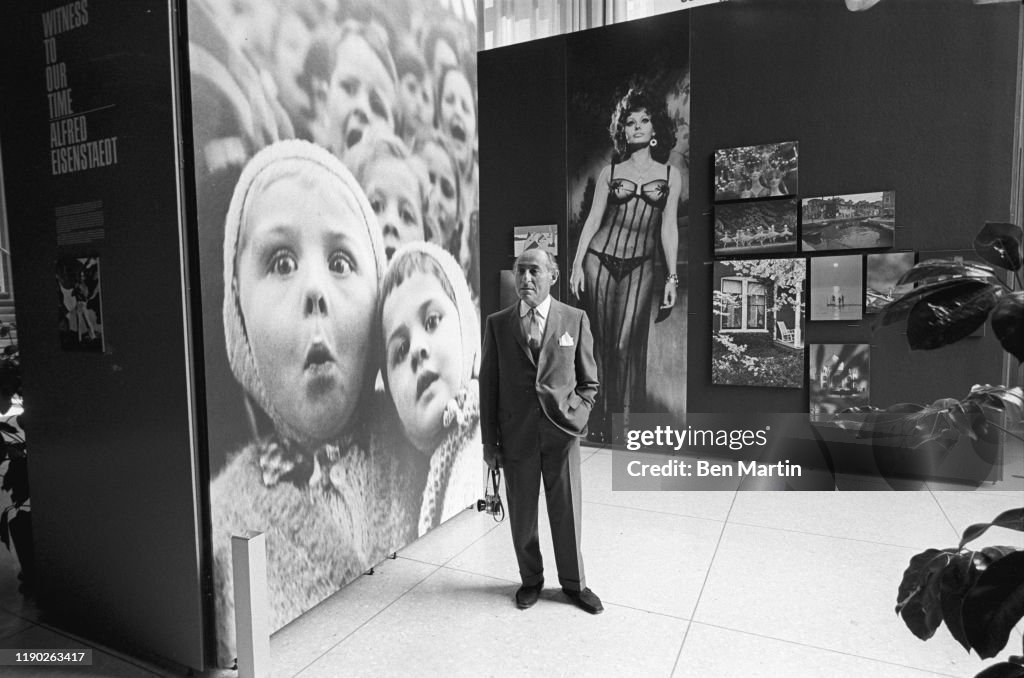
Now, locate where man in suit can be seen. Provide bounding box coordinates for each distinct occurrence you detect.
[480,248,602,614]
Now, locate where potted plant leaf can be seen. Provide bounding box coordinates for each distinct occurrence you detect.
[834,222,1024,677]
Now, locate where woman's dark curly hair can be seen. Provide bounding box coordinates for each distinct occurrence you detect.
[608,88,676,164]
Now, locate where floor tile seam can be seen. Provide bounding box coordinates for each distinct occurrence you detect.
[926,484,976,542]
[681,620,963,677]
[723,517,960,552]
[670,619,694,677]
[395,553,449,568]
[674,489,738,676]
[0,605,37,626]
[928,487,1024,497]
[580,498,732,524]
[395,519,506,570]
[292,562,445,678]
[433,563,519,586]
[20,620,165,677]
[0,619,36,643]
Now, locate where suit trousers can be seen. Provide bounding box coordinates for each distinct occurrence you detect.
[503,414,585,592]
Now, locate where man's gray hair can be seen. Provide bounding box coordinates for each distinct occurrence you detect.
[515,248,558,274]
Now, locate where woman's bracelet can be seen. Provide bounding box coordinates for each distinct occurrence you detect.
[665,273,679,286]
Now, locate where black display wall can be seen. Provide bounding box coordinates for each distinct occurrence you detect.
[479,34,569,312]
[0,0,206,667]
[688,0,1019,417]
[480,0,1020,468]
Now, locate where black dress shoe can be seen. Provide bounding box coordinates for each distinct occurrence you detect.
[515,580,544,609]
[563,587,604,614]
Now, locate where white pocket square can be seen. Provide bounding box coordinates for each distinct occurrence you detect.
[559,332,574,347]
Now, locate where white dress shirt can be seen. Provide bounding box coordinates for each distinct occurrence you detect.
[519,295,551,339]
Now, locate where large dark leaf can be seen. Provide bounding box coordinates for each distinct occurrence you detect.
[876,279,1000,330]
[975,662,1024,678]
[992,292,1024,362]
[974,222,1023,272]
[840,401,961,453]
[963,550,1024,658]
[960,509,1024,549]
[965,385,1024,416]
[974,663,1024,678]
[942,401,981,440]
[939,552,977,651]
[897,548,957,640]
[906,282,1001,350]
[833,385,1023,455]
[960,400,998,443]
[898,259,1000,287]
[975,546,1019,571]
[0,508,8,551]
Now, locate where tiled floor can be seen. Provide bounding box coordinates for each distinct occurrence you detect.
[0,444,1021,677]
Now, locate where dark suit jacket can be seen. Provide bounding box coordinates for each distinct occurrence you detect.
[480,298,599,459]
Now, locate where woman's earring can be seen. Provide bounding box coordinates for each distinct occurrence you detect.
[650,136,658,148]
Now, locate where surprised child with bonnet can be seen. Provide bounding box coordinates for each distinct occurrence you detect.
[209,140,415,665]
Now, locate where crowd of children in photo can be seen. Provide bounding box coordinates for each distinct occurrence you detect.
[185,0,481,664]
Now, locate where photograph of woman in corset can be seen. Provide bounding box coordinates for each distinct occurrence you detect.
[569,88,682,440]
[565,15,690,443]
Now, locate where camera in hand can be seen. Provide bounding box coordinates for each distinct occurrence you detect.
[477,467,503,518]
[476,492,502,515]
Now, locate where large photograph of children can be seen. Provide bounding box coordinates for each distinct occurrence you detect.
[185,0,480,665]
[565,15,690,443]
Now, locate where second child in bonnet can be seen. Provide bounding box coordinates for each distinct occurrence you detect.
[379,242,481,536]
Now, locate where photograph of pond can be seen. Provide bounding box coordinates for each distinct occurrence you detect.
[801,191,895,251]
[810,255,863,321]
[714,198,798,256]
[809,343,870,418]
[865,251,916,313]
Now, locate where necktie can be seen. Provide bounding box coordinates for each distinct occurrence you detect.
[527,308,542,357]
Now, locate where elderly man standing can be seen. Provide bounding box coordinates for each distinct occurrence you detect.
[480,248,602,613]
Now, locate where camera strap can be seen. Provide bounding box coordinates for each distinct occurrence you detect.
[489,467,501,498]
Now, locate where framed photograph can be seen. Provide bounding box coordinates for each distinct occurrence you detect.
[801,191,895,251]
[56,255,105,353]
[513,224,557,257]
[865,251,916,314]
[810,255,864,321]
[565,25,692,442]
[714,198,798,256]
[712,258,806,388]
[809,343,870,417]
[713,141,798,202]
